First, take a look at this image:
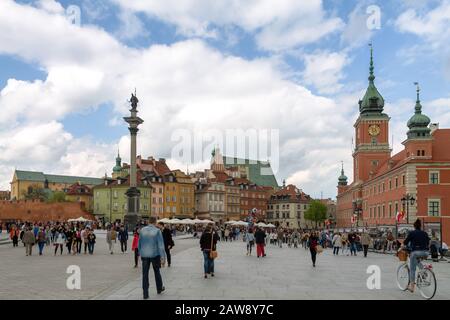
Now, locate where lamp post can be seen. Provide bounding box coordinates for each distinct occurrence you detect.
[401,194,416,224]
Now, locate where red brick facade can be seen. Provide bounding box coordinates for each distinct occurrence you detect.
[0,200,94,222]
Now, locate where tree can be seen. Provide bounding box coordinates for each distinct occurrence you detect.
[48,191,66,203]
[304,200,328,229]
[22,184,48,201]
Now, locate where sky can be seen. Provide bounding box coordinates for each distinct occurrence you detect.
[0,0,449,199]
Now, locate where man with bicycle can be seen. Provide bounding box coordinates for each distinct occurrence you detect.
[402,219,430,293]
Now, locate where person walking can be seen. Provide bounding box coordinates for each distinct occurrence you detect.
[332,233,342,255]
[37,227,47,256]
[106,226,117,254]
[87,229,96,254]
[200,224,219,279]
[23,227,36,256]
[65,228,73,255]
[132,227,140,268]
[75,228,82,254]
[246,228,255,256]
[348,232,357,256]
[10,226,19,247]
[81,227,89,254]
[119,226,129,254]
[308,231,319,267]
[54,228,66,255]
[138,217,166,299]
[360,231,371,258]
[277,228,284,248]
[224,228,230,242]
[159,223,174,267]
[255,227,266,258]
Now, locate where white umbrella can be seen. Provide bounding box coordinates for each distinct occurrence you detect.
[233,221,248,226]
[68,216,91,222]
[224,220,237,225]
[266,223,276,228]
[180,218,194,225]
[169,218,181,224]
[202,219,215,224]
[256,222,268,227]
[157,218,171,224]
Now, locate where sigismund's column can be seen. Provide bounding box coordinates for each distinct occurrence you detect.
[123,92,144,230]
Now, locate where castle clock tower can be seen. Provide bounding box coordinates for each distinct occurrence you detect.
[353,45,391,183]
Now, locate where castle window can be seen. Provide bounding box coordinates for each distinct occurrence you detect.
[428,200,440,217]
[430,171,440,185]
[417,150,421,156]
[421,150,425,156]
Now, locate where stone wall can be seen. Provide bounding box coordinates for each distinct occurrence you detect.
[0,200,95,222]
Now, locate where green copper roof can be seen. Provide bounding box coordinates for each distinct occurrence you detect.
[338,163,348,186]
[113,150,122,173]
[360,45,384,115]
[15,170,103,185]
[223,156,279,188]
[407,83,431,139]
[15,170,46,182]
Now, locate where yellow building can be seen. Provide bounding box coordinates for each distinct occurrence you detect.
[163,170,195,218]
[65,183,94,213]
[10,170,103,200]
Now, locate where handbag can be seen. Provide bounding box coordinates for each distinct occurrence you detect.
[316,245,324,254]
[209,232,218,259]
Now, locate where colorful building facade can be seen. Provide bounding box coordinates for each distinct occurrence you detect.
[336,49,450,244]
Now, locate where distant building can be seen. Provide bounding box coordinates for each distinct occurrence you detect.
[336,48,450,244]
[10,170,103,200]
[65,183,94,213]
[267,183,312,229]
[0,190,10,200]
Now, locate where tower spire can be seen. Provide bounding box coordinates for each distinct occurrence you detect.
[414,82,422,114]
[369,42,375,83]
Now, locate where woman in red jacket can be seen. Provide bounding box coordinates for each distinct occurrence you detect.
[132,227,140,268]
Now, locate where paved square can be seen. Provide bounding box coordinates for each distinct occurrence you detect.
[99,239,450,300]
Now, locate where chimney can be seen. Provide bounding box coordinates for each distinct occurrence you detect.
[388,160,394,170]
[430,123,439,134]
[159,158,166,163]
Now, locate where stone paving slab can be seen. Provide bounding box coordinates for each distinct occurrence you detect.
[0,235,196,300]
[101,240,450,300]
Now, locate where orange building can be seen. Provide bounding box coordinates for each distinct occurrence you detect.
[336,48,450,244]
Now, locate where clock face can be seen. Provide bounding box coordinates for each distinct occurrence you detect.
[368,125,381,136]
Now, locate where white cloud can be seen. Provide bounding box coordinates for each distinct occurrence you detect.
[340,3,374,49]
[115,9,150,41]
[395,1,450,50]
[301,51,350,94]
[7,0,446,201]
[112,0,344,51]
[35,0,64,14]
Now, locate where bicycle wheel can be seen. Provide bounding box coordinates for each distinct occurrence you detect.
[396,263,410,291]
[417,269,437,300]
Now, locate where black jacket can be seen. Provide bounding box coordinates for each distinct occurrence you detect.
[404,229,430,251]
[254,230,266,244]
[200,231,218,251]
[162,228,174,249]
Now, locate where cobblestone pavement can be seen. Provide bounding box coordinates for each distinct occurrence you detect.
[102,239,450,300]
[0,234,196,300]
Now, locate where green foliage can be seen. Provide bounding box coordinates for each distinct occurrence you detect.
[22,184,48,201]
[304,200,328,229]
[48,191,66,203]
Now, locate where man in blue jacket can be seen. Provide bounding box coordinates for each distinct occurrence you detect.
[138,216,166,299]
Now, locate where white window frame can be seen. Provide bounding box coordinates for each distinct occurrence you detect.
[429,171,440,185]
[428,199,441,217]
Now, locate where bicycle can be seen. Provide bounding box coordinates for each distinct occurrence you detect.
[396,251,437,300]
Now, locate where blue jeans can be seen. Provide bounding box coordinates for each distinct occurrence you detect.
[88,243,95,254]
[350,242,357,255]
[38,242,45,255]
[203,251,214,274]
[141,256,163,297]
[410,250,428,283]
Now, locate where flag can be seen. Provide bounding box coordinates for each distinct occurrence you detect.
[396,210,405,222]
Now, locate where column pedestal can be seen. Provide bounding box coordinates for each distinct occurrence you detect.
[124,187,141,230]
